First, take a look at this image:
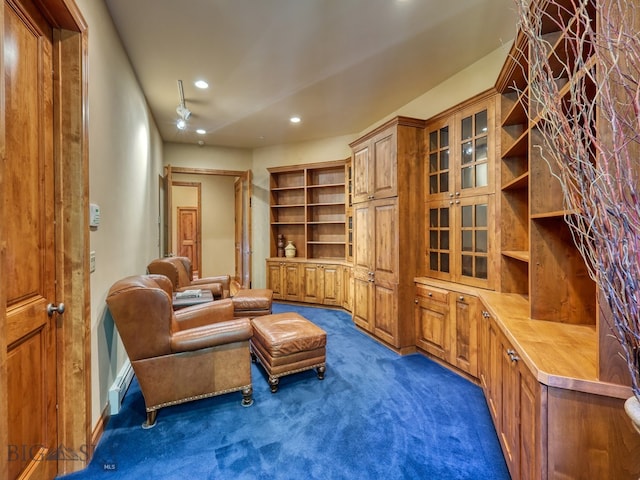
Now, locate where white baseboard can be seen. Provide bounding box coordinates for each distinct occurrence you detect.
[108,360,134,415]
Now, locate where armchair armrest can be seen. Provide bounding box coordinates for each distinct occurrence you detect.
[177,282,223,299]
[191,275,231,297]
[170,318,252,353]
[174,298,235,329]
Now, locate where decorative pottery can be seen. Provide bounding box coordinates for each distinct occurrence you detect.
[285,241,296,258]
[277,234,285,257]
[625,396,640,435]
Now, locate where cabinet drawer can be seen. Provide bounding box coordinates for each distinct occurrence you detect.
[416,285,449,304]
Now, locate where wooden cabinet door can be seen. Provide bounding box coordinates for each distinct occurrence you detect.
[487,318,503,426]
[321,264,342,306]
[266,261,284,299]
[518,367,540,480]
[352,142,370,203]
[301,263,322,304]
[478,309,491,391]
[372,281,398,346]
[454,100,495,197]
[283,262,301,301]
[500,336,521,479]
[371,128,397,200]
[415,295,450,360]
[342,267,354,312]
[372,199,398,285]
[453,293,479,377]
[352,269,373,332]
[353,203,372,271]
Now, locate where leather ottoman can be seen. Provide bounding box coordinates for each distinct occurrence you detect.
[232,288,273,318]
[250,312,326,393]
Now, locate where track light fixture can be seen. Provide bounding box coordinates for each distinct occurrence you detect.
[176,80,191,130]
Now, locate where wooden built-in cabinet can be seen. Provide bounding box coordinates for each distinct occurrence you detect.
[425,93,498,290]
[479,307,541,480]
[267,160,353,309]
[350,117,424,351]
[414,281,479,378]
[300,262,343,307]
[478,291,640,480]
[266,260,302,302]
[496,7,596,325]
[269,160,348,261]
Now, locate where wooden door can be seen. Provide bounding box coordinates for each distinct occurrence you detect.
[234,178,243,285]
[177,206,199,278]
[234,173,251,287]
[5,2,58,478]
[161,167,173,256]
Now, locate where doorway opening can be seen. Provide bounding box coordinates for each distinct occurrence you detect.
[161,166,252,287]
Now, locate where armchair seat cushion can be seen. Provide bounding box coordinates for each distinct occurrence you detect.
[232,289,273,317]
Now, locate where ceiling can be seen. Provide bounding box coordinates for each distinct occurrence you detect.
[104,0,518,149]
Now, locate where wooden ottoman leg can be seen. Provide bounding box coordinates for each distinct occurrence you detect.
[242,385,254,407]
[269,376,280,393]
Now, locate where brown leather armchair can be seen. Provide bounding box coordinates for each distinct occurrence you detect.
[106,274,254,428]
[147,256,232,299]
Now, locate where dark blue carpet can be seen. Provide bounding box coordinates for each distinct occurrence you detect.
[60,303,509,480]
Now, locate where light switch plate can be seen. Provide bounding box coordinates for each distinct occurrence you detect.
[90,251,96,273]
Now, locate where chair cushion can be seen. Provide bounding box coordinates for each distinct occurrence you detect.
[232,289,273,311]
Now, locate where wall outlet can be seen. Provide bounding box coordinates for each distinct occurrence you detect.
[90,251,96,273]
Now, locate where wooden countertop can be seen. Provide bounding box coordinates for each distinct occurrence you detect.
[414,277,633,399]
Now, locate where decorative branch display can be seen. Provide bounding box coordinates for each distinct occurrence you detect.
[512,0,640,400]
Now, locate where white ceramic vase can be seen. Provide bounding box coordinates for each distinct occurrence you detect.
[624,396,640,435]
[284,241,296,258]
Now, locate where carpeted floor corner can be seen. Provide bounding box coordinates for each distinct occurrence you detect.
[59,302,509,480]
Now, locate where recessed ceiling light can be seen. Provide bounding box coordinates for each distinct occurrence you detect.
[196,129,206,135]
[290,116,301,124]
[194,80,209,89]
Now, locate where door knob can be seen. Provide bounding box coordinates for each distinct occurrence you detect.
[47,302,65,317]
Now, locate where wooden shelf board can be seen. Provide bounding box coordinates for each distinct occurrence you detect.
[307,241,346,245]
[307,221,345,225]
[530,210,570,219]
[502,250,530,262]
[501,90,528,127]
[501,129,528,158]
[271,186,305,191]
[502,172,529,191]
[307,202,345,207]
[271,204,305,208]
[272,222,305,225]
[307,183,345,189]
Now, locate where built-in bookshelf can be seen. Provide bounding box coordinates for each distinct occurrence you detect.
[495,3,596,324]
[269,160,348,260]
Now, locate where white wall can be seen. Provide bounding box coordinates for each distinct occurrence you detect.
[77,0,164,427]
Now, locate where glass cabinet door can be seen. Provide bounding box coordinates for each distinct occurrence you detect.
[459,109,489,191]
[427,122,451,198]
[458,195,493,288]
[427,201,452,281]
